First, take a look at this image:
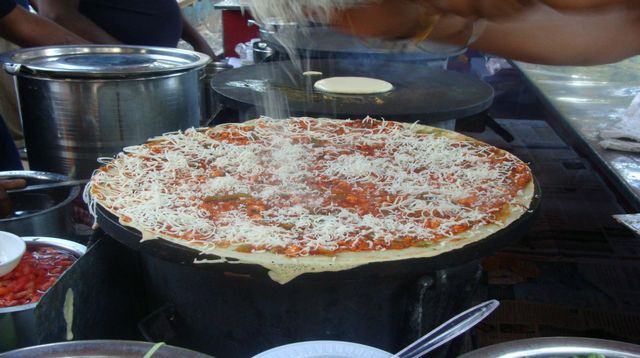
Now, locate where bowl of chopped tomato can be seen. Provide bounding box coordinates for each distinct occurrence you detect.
[0,231,26,277]
[0,237,85,311]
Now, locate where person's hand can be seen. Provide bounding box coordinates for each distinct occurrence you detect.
[0,179,26,218]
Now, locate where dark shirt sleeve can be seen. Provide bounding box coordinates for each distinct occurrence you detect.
[78,0,182,47]
[0,0,16,19]
[0,117,22,171]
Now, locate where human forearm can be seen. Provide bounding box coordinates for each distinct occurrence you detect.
[422,0,636,18]
[471,4,640,65]
[0,5,88,47]
[327,0,640,66]
[36,0,121,44]
[181,12,215,57]
[540,0,635,10]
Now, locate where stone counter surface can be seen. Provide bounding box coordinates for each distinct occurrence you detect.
[514,58,640,210]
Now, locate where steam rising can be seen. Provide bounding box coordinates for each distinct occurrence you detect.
[245,0,382,119]
[247,0,379,25]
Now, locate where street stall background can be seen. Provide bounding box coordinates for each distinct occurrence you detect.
[457,57,640,349]
[185,0,640,345]
[128,0,640,353]
[2,0,640,356]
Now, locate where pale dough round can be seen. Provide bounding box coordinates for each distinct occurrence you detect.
[314,76,394,94]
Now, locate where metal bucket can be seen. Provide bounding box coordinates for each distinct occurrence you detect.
[2,46,210,179]
[0,171,80,239]
[202,61,233,126]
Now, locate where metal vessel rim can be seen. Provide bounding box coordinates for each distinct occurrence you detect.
[1,45,211,79]
[458,337,640,357]
[0,236,86,314]
[0,171,81,224]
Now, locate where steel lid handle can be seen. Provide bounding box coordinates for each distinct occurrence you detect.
[3,62,38,76]
[3,62,21,75]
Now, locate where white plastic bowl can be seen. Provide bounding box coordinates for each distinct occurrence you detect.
[252,341,392,358]
[0,231,26,276]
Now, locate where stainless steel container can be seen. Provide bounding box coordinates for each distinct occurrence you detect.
[2,46,211,179]
[0,237,86,352]
[0,340,214,357]
[459,337,640,358]
[202,61,233,126]
[0,171,80,239]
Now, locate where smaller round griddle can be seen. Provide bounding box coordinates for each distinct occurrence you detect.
[211,59,494,123]
[262,27,465,62]
[96,178,541,277]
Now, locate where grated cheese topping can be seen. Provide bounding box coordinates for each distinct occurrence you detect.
[89,117,532,260]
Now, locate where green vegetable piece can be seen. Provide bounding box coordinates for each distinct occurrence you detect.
[204,193,252,202]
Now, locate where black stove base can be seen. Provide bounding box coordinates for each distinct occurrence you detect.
[137,254,482,358]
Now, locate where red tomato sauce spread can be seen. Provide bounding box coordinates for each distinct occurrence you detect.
[0,247,77,308]
[91,117,534,258]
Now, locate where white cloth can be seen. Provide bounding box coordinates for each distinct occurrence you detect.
[599,93,640,153]
[485,57,512,76]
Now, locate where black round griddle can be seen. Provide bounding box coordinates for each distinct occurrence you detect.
[211,59,494,123]
[262,27,465,62]
[96,178,541,279]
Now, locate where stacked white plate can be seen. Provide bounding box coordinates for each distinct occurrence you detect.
[253,341,392,358]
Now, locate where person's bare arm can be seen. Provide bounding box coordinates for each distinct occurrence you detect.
[180,12,215,58]
[424,0,636,18]
[0,4,88,46]
[471,4,640,65]
[36,0,121,44]
[330,0,640,65]
[540,0,635,10]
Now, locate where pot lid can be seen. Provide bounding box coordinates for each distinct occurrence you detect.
[2,45,211,78]
[458,337,640,357]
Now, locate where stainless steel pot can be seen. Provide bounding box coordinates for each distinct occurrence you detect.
[0,171,80,239]
[0,340,214,357]
[459,337,640,358]
[202,61,233,126]
[2,45,211,179]
[0,237,86,352]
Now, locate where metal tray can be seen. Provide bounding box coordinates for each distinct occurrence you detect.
[0,237,86,314]
[459,337,640,358]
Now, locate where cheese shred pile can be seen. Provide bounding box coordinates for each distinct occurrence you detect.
[89,117,531,260]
